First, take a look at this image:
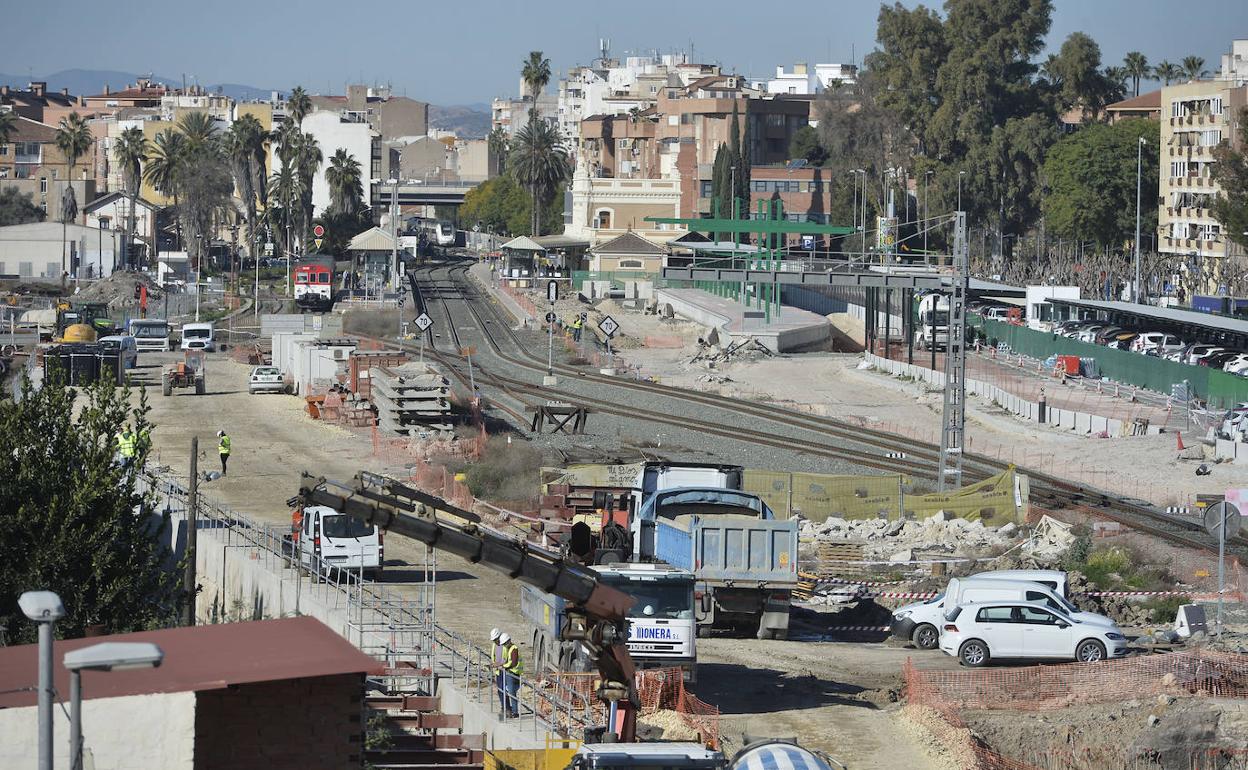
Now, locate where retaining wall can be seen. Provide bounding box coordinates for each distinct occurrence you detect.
[865,352,1126,437]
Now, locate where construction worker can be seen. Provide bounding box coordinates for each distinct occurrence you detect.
[216,430,231,476]
[115,426,136,467]
[135,425,152,459]
[500,631,522,718]
[570,314,583,342]
[490,628,505,714]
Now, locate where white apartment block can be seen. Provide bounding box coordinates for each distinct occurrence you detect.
[1158,80,1248,262]
[288,110,379,216]
[1221,39,1248,85]
[752,63,858,95]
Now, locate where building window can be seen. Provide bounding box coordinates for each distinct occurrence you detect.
[788,86,796,94]
[700,181,713,198]
[39,177,47,193]
[594,209,613,229]
[619,259,644,269]
[0,144,7,155]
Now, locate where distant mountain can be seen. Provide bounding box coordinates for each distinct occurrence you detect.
[429,104,492,139]
[0,68,275,101]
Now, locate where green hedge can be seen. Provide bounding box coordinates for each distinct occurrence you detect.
[970,316,1248,409]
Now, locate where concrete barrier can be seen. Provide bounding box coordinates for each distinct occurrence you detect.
[1076,413,1093,434]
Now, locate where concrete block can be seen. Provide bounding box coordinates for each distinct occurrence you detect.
[1090,415,1108,435]
[1107,418,1123,436]
[1217,438,1237,460]
[1076,412,1093,434]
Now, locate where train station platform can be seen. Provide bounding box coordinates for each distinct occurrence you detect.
[653,287,831,353]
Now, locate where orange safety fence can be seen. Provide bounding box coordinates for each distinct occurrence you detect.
[904,649,1248,712]
[545,668,720,748]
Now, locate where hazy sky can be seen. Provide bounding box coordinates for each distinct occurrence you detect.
[3,0,1245,104]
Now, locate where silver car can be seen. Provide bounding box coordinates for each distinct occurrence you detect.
[248,366,285,395]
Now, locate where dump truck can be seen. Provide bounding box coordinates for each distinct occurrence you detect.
[522,561,697,682]
[634,488,798,639]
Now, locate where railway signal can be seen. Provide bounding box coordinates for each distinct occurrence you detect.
[599,315,619,373]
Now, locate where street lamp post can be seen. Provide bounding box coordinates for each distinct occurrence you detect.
[957,171,966,212]
[20,591,65,770]
[924,170,933,260]
[1135,137,1146,303]
[64,643,164,770]
[849,170,859,262]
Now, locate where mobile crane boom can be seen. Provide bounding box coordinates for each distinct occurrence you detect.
[296,471,640,740]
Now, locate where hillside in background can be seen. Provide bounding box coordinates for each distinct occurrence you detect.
[429,103,492,139]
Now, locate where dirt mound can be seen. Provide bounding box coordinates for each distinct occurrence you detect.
[636,709,702,741]
[75,270,164,310]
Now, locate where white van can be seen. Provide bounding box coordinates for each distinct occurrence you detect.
[891,577,1108,649]
[180,322,216,352]
[296,505,383,577]
[972,569,1069,598]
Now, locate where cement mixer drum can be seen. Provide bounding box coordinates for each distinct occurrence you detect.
[730,741,840,770]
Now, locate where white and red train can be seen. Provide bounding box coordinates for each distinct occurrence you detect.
[293,257,336,312]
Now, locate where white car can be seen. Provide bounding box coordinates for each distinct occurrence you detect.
[248,366,285,394]
[1131,332,1183,356]
[940,601,1129,666]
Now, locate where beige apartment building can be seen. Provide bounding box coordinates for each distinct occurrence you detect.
[1158,80,1248,263]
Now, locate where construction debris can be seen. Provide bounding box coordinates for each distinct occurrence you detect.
[690,336,773,367]
[369,363,452,435]
[800,511,1020,565]
[74,270,164,310]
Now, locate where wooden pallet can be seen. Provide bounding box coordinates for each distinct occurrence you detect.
[812,542,867,577]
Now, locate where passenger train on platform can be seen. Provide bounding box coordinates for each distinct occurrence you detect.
[293,256,337,312]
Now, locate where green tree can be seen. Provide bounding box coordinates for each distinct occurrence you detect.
[1048,33,1118,119]
[460,174,560,237]
[521,51,552,101]
[325,148,364,216]
[488,127,509,175]
[114,126,148,267]
[224,114,267,260]
[868,2,949,146]
[1153,60,1181,86]
[1123,51,1149,97]
[176,111,217,154]
[287,86,312,126]
[1042,118,1159,248]
[1211,107,1248,255]
[1181,56,1208,81]
[0,186,45,226]
[788,125,828,165]
[54,112,92,278]
[143,129,187,249]
[0,377,181,643]
[0,110,16,146]
[291,132,322,251]
[509,117,569,236]
[710,143,731,239]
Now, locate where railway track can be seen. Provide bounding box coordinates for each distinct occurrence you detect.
[390,258,1245,560]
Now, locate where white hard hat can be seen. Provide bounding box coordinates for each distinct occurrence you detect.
[499,632,511,644]
[217,430,225,437]
[490,628,501,641]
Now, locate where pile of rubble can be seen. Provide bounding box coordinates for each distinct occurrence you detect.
[75,270,164,310]
[799,511,1022,564]
[689,336,772,368]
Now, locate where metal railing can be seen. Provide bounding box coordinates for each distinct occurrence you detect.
[139,467,590,737]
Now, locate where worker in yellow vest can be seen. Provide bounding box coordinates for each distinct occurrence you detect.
[115,426,136,467]
[217,430,231,475]
[570,315,583,342]
[500,631,522,718]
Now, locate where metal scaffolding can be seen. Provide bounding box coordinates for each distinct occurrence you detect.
[938,212,970,491]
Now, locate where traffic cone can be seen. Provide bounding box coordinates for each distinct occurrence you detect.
[1176,431,1185,451]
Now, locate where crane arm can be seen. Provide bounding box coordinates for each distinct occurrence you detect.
[297,472,639,739]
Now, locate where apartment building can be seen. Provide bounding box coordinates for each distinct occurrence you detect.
[0,81,80,122]
[82,78,169,112]
[0,114,96,218]
[753,63,858,96]
[492,92,559,139]
[310,85,428,144]
[1158,80,1248,262]
[1221,39,1248,85]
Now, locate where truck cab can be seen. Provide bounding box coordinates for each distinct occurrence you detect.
[917,292,949,351]
[128,319,172,352]
[522,562,698,682]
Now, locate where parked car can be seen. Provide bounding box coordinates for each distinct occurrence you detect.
[939,601,1129,666]
[1131,332,1184,356]
[967,569,1071,598]
[1093,326,1130,345]
[1107,333,1138,350]
[97,335,139,370]
[984,306,1019,322]
[248,365,286,394]
[1190,347,1228,366]
[1202,351,1246,369]
[891,574,1105,650]
[1224,354,1248,375]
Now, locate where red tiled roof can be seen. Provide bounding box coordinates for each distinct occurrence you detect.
[0,616,382,707]
[1107,90,1162,111]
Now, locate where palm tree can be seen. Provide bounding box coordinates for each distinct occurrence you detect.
[114,127,149,268]
[287,86,311,127]
[143,129,186,249]
[509,117,570,236]
[521,51,551,101]
[325,148,363,216]
[1123,51,1149,97]
[1153,61,1182,86]
[177,111,217,153]
[1181,56,1207,81]
[266,166,299,255]
[224,115,269,267]
[54,112,93,280]
[0,110,17,147]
